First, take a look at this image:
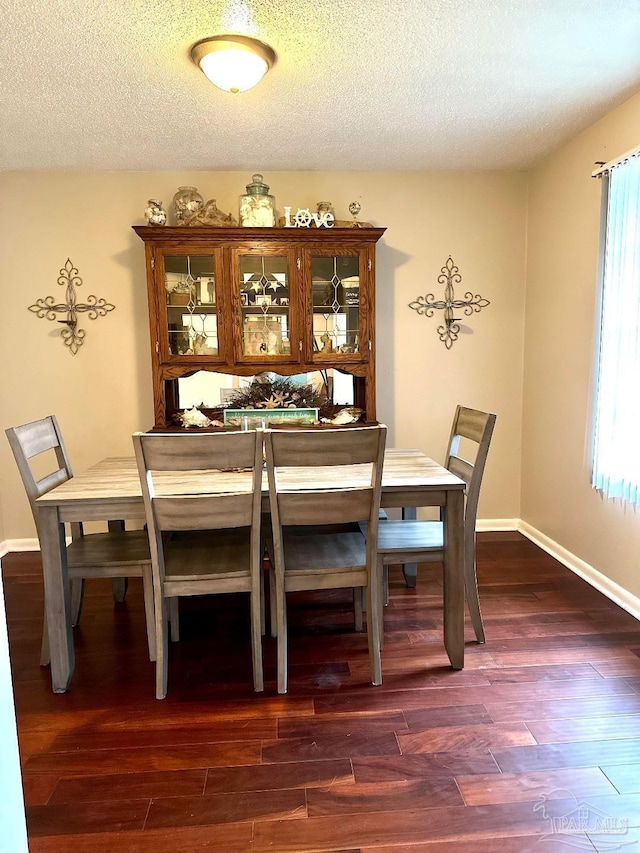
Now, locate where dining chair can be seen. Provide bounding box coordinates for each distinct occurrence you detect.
[133,429,264,699]
[264,424,387,694]
[373,405,496,645]
[5,415,154,664]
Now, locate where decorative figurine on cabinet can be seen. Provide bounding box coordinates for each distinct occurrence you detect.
[320,332,334,353]
[184,199,237,227]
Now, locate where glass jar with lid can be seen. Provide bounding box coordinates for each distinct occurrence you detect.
[144,199,167,226]
[316,201,334,217]
[239,174,276,227]
[172,186,204,225]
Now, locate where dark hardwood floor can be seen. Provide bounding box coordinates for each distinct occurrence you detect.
[4,532,640,852]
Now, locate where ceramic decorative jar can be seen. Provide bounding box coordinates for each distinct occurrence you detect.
[316,201,334,218]
[172,186,204,225]
[239,174,275,227]
[144,199,167,226]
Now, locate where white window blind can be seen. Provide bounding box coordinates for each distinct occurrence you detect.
[592,152,640,504]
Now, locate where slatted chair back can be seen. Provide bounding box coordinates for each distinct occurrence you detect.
[445,405,496,533]
[265,425,386,533]
[5,416,73,534]
[134,429,263,569]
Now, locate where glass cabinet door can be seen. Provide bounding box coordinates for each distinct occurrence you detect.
[308,251,366,360]
[233,249,298,362]
[160,252,224,361]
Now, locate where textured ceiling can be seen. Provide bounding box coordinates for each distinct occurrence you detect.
[1,0,640,171]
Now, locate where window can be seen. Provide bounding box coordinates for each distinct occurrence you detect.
[592,152,640,504]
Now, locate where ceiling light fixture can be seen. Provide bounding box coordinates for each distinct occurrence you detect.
[190,34,276,94]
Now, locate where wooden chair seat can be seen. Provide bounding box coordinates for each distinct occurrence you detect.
[66,530,151,573]
[376,520,444,556]
[163,530,253,586]
[282,531,368,588]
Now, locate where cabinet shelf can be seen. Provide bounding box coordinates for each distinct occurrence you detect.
[166,303,218,310]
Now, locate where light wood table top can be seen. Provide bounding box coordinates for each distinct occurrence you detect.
[36,450,463,516]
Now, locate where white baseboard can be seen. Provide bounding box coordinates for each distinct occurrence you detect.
[518,520,640,622]
[0,539,39,559]
[477,518,519,532]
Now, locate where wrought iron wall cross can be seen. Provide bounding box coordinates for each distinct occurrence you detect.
[28,259,115,355]
[409,256,490,349]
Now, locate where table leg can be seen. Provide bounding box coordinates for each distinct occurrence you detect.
[38,505,74,692]
[401,506,417,587]
[108,520,128,602]
[443,488,464,669]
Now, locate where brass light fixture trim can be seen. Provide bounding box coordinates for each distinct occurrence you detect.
[191,35,277,94]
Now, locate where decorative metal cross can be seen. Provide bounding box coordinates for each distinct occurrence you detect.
[28,259,115,355]
[409,256,490,349]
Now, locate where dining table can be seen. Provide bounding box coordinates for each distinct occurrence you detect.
[35,448,466,693]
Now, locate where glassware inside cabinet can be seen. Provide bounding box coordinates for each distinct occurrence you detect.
[238,254,291,356]
[311,255,360,355]
[164,255,219,356]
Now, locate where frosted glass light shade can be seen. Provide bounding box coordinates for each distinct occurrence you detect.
[191,35,276,94]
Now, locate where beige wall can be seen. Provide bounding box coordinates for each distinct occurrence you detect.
[523,90,640,599]
[0,170,526,540]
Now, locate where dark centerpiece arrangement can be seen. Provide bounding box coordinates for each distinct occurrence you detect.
[226,376,330,412]
[173,375,363,428]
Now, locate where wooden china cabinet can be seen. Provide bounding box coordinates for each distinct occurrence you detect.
[133,225,386,429]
